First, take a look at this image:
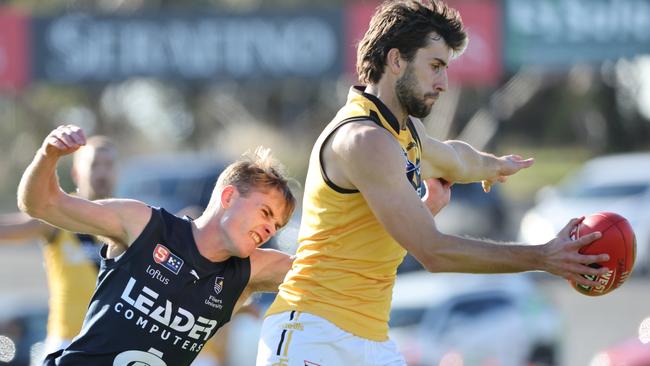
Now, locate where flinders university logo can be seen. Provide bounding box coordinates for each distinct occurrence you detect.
[153,244,184,275]
[214,276,225,295]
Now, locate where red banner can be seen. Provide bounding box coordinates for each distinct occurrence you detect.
[345,0,502,87]
[0,8,29,91]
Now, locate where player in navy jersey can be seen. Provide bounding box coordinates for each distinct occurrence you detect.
[18,124,297,366]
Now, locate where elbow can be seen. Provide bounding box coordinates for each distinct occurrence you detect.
[409,246,444,273]
[411,233,454,273]
[420,252,460,274]
[16,181,40,217]
[16,194,36,216]
[17,198,44,219]
[421,256,445,273]
[17,190,53,219]
[448,164,472,184]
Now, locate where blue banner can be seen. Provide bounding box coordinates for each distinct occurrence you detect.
[32,10,343,83]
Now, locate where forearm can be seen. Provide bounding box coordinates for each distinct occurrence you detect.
[17,148,64,217]
[446,140,501,183]
[420,233,544,274]
[0,213,50,242]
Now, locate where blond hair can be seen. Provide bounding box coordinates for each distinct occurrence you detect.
[210,147,296,226]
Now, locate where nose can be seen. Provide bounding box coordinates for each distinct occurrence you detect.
[263,224,276,241]
[435,70,448,93]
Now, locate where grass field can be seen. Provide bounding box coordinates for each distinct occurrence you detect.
[496,145,593,202]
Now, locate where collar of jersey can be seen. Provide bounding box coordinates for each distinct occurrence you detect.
[351,86,401,135]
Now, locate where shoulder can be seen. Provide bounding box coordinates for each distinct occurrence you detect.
[97,198,154,248]
[330,120,401,161]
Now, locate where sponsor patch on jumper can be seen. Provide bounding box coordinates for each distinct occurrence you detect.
[153,244,184,275]
[214,276,224,295]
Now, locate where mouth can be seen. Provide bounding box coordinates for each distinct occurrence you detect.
[425,93,438,102]
[249,231,262,245]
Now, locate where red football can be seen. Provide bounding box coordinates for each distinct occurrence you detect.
[569,212,636,296]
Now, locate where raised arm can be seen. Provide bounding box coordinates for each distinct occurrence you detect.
[333,121,608,287]
[411,119,533,190]
[17,125,151,251]
[0,212,55,243]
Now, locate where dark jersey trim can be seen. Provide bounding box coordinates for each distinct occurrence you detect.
[318,116,373,194]
[276,329,288,356]
[318,110,403,194]
[405,117,422,152]
[351,86,401,134]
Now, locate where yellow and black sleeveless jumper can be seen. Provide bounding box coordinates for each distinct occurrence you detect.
[43,229,100,340]
[266,86,424,341]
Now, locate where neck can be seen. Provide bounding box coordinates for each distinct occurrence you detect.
[364,83,409,129]
[192,214,231,263]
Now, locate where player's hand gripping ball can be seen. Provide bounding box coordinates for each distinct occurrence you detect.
[570,212,636,296]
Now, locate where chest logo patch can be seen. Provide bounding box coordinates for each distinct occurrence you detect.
[214,276,225,295]
[153,244,184,275]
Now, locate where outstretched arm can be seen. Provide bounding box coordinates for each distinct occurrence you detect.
[412,119,533,191]
[17,125,150,251]
[331,120,608,287]
[0,212,56,243]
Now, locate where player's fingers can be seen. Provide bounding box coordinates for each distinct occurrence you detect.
[46,136,67,150]
[57,126,85,148]
[567,272,601,288]
[571,231,602,249]
[68,124,86,139]
[58,133,80,149]
[520,157,534,164]
[558,217,584,238]
[569,263,608,278]
[481,180,491,193]
[67,126,86,146]
[576,251,609,264]
[437,177,452,188]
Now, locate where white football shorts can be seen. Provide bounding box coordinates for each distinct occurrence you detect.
[256,311,406,366]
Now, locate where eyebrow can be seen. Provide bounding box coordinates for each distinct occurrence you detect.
[262,204,282,229]
[432,58,448,67]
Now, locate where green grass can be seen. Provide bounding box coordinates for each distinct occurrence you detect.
[496,145,592,203]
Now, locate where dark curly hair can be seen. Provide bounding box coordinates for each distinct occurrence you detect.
[356,0,468,84]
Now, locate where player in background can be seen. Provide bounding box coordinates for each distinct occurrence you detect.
[19,124,297,366]
[0,135,116,357]
[257,1,609,365]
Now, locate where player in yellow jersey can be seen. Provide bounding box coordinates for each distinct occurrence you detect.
[257,1,610,365]
[0,135,116,357]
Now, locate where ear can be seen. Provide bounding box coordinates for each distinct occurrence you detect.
[220,185,238,209]
[386,48,403,75]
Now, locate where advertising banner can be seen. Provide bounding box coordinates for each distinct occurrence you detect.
[0,8,29,90]
[505,0,650,69]
[344,0,503,87]
[32,11,343,83]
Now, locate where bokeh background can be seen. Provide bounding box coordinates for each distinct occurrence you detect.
[1,0,650,365]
